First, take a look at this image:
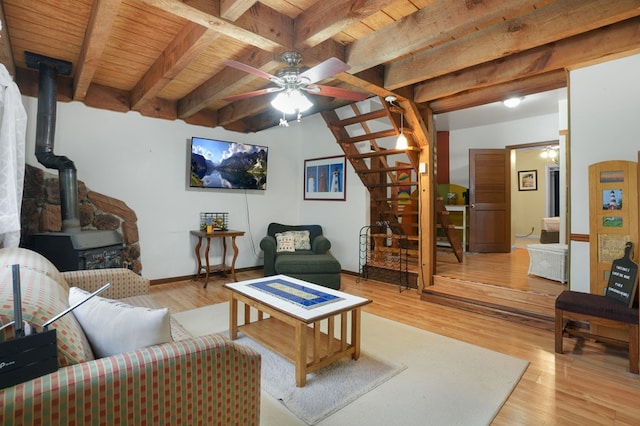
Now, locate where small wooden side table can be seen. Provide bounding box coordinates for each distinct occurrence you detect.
[190,230,245,288]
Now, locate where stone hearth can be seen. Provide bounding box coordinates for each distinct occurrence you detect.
[20,165,142,273]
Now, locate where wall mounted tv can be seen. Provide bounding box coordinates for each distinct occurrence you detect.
[190,137,268,190]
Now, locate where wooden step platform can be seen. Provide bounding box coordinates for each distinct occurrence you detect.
[424,248,566,330]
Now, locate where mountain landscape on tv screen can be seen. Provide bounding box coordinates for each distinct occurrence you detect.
[191,146,267,190]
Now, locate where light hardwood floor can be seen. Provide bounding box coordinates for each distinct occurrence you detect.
[150,266,640,425]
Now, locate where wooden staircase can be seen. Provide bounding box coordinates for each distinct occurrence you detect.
[321,96,462,285]
[435,195,464,262]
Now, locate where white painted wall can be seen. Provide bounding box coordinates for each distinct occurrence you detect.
[20,96,364,279]
[448,113,560,188]
[569,53,640,293]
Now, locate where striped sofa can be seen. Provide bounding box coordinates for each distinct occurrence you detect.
[0,248,261,425]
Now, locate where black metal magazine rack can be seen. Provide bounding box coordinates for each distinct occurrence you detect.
[358,222,410,292]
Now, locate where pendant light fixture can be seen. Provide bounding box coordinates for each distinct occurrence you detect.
[396,111,408,149]
[385,95,407,149]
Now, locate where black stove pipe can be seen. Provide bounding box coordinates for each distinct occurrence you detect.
[32,56,81,234]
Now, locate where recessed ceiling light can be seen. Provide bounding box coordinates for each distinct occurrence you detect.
[503,97,523,108]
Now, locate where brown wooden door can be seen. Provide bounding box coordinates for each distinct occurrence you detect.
[468,149,511,252]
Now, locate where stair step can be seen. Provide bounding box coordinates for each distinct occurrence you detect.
[365,181,419,188]
[339,129,397,144]
[329,109,389,127]
[359,166,417,174]
[351,149,408,159]
[421,290,555,330]
[372,197,419,202]
[422,277,557,330]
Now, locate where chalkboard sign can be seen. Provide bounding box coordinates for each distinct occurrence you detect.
[604,242,638,307]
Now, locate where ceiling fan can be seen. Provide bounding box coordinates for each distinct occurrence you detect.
[223,52,369,125]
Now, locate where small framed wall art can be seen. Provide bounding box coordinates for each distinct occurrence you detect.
[518,170,537,191]
[304,155,346,201]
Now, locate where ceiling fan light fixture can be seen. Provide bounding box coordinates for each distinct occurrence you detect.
[271,89,313,115]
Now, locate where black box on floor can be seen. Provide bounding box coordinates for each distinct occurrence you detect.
[0,329,58,389]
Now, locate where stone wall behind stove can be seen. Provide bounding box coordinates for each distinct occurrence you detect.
[21,165,142,273]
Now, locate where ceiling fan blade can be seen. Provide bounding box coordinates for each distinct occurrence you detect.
[223,87,283,103]
[223,60,281,82]
[298,57,350,84]
[307,85,369,101]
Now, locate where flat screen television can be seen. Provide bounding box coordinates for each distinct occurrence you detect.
[189,137,268,190]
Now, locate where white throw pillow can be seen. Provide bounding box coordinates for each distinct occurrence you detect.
[68,287,172,358]
[275,233,295,252]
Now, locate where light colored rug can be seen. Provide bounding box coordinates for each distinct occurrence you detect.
[221,332,406,425]
[173,303,529,426]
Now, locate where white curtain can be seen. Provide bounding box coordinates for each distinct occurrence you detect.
[0,63,27,248]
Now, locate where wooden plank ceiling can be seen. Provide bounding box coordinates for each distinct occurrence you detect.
[1,0,639,133]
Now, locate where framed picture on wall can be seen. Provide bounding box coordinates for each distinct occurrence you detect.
[518,170,537,191]
[304,155,346,201]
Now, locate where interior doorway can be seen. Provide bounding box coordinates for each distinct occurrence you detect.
[509,141,561,248]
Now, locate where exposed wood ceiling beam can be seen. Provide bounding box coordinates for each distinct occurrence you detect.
[428,70,567,114]
[294,0,398,50]
[216,93,270,127]
[73,0,121,101]
[220,0,257,21]
[7,0,640,133]
[139,0,292,51]
[346,0,543,74]
[415,17,640,103]
[131,22,220,111]
[385,0,640,89]
[177,49,282,119]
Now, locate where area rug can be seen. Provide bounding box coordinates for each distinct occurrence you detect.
[222,332,406,425]
[173,303,529,426]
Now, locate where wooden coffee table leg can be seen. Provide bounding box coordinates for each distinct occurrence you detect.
[295,323,307,387]
[352,307,362,360]
[229,295,238,340]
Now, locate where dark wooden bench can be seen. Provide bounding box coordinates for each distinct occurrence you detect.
[555,290,639,374]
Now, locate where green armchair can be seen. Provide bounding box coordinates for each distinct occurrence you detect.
[260,223,341,289]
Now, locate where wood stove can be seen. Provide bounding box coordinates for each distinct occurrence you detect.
[32,231,123,272]
[26,52,124,271]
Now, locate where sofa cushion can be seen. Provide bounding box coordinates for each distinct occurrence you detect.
[69,287,173,358]
[0,247,68,291]
[0,267,95,367]
[275,233,295,252]
[275,253,342,274]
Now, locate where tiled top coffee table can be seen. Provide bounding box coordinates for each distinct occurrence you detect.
[224,275,372,387]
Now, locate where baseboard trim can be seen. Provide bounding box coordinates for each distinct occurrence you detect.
[149,266,264,286]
